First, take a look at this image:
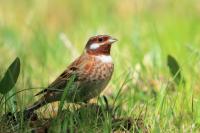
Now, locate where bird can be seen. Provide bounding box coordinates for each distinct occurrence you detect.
[25,35,118,114]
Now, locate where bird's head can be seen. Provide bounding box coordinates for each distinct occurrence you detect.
[85,35,117,55]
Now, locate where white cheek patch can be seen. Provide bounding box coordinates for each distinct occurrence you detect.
[90,43,100,50]
[96,55,113,63]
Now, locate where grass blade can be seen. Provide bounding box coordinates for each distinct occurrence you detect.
[57,74,76,115]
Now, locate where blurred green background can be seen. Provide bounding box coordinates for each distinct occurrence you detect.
[0,0,200,132]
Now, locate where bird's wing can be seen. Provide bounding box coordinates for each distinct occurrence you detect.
[35,54,94,96]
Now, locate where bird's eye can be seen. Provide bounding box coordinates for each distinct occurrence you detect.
[98,38,103,42]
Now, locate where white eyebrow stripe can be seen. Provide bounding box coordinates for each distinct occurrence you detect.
[95,55,112,63]
[90,43,100,50]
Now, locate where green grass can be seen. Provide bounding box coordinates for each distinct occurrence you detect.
[0,0,200,132]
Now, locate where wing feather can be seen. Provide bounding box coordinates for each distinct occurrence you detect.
[35,54,93,96]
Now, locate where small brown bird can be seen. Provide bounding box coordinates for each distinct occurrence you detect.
[25,35,117,113]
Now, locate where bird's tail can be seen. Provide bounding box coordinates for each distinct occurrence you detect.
[34,88,48,96]
[26,97,47,112]
[23,96,47,119]
[24,92,59,119]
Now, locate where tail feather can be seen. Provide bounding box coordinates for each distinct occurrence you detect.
[25,97,47,113]
[22,96,47,119]
[24,92,60,119]
[26,92,58,113]
[35,89,48,96]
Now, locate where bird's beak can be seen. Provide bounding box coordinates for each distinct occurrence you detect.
[108,37,118,44]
